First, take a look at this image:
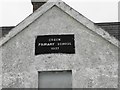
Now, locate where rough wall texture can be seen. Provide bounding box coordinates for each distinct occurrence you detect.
[1,6,118,88]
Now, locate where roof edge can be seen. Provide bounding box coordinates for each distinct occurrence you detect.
[95,22,120,25]
[0,0,119,48]
[56,1,119,48]
[0,0,58,47]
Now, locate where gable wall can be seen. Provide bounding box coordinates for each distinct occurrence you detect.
[1,6,118,88]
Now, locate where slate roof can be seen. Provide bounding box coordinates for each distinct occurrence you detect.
[0,26,15,38]
[96,22,120,41]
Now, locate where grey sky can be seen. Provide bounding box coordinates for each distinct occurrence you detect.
[0,0,119,26]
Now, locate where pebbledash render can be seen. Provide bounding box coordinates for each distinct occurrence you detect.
[0,0,119,89]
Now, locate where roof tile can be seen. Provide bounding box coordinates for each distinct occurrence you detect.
[95,22,120,41]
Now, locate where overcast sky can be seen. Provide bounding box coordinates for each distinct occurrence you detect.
[0,0,119,26]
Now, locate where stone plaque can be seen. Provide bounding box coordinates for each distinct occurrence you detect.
[35,34,75,55]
